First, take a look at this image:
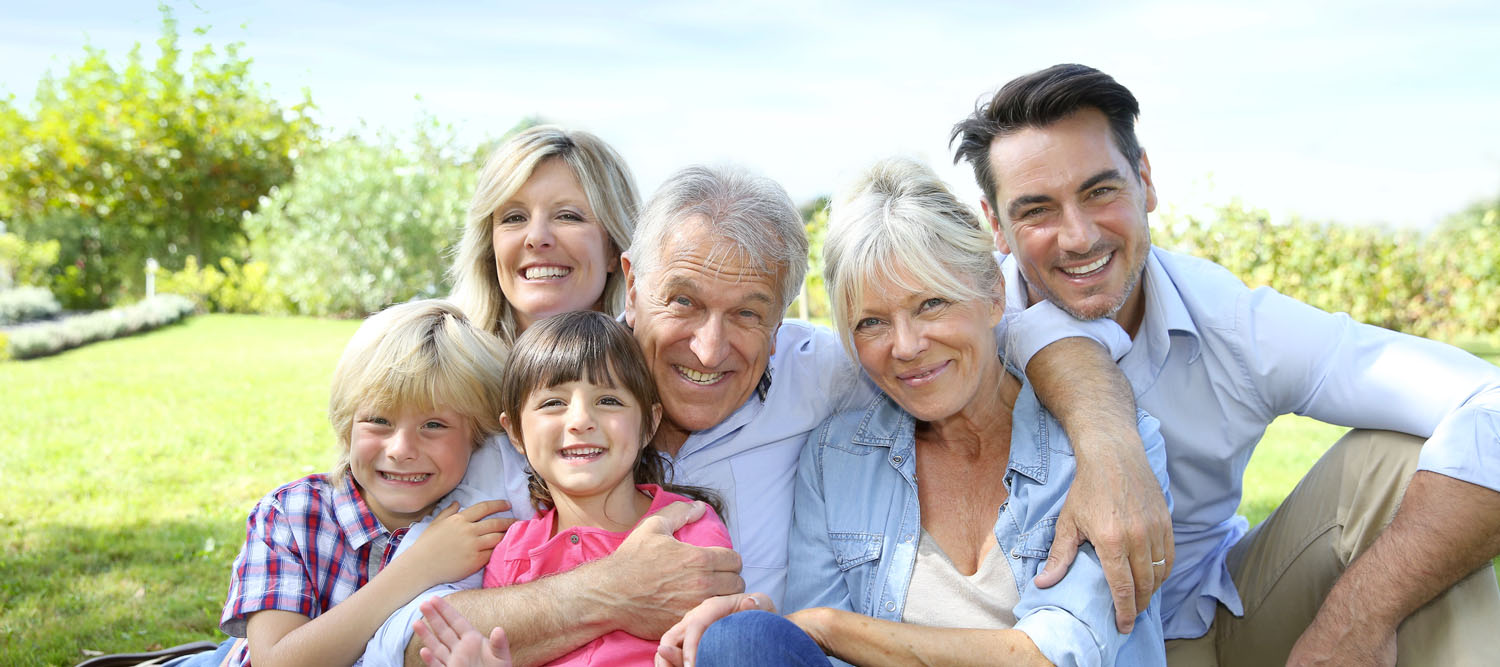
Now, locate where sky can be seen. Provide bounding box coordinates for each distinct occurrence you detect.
[3,0,1498,228]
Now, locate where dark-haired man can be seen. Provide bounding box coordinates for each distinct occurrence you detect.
[954,63,1500,665]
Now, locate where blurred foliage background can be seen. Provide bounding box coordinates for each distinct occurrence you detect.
[1,7,1497,334]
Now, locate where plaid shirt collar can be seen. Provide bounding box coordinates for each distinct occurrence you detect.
[330,474,389,551]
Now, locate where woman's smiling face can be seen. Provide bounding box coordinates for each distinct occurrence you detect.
[491,157,616,332]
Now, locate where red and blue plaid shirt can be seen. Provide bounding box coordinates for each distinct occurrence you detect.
[218,473,407,667]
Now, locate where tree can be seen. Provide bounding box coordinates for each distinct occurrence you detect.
[0,6,314,308]
[243,118,475,317]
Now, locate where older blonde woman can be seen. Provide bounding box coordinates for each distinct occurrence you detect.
[668,158,1171,667]
[449,125,639,344]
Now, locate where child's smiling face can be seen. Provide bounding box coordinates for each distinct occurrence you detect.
[507,376,655,512]
[349,404,474,530]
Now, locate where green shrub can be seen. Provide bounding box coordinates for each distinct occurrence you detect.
[1155,198,1498,338]
[0,286,62,325]
[155,256,287,314]
[0,230,61,290]
[5,294,195,360]
[243,121,474,318]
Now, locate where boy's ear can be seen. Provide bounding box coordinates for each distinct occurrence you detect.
[500,413,523,452]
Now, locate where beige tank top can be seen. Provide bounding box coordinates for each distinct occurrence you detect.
[900,527,1020,629]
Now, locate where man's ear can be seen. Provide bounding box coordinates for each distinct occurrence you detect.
[500,413,523,453]
[621,251,638,328]
[1138,150,1158,214]
[980,196,1012,255]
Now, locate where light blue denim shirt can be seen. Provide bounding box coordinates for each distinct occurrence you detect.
[786,375,1170,667]
[1005,246,1500,640]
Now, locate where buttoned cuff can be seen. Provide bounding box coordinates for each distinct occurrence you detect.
[1008,300,1132,371]
[1014,606,1104,667]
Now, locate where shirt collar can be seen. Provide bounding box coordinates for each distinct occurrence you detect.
[333,474,391,550]
[1136,248,1202,365]
[846,367,1051,485]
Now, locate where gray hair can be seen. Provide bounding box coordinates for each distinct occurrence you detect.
[823,157,1000,359]
[630,164,807,311]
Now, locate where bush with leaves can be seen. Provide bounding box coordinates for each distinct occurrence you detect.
[0,230,61,290]
[0,7,314,308]
[243,121,475,317]
[0,286,62,326]
[5,294,195,360]
[1154,198,1497,339]
[154,255,286,314]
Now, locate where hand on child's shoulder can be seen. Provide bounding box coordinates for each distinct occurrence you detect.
[402,500,515,586]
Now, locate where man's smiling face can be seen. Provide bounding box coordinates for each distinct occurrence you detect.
[623,217,781,446]
[983,108,1156,333]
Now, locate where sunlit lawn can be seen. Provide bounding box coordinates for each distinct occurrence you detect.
[2,315,1495,666]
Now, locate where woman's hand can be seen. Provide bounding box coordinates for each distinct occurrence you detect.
[415,596,513,667]
[401,500,513,587]
[655,592,776,667]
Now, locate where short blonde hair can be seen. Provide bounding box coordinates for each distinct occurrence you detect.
[823,157,1000,359]
[449,125,640,346]
[328,299,508,480]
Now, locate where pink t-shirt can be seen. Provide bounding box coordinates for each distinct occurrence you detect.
[481,484,732,666]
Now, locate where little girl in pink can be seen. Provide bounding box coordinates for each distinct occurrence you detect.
[425,310,729,667]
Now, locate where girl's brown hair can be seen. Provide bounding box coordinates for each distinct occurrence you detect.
[499,310,724,518]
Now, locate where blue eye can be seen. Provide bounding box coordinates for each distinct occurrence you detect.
[920,297,947,311]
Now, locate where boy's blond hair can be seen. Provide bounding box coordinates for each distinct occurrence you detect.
[328,299,508,480]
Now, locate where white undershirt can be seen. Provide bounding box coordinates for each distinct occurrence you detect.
[900,527,1020,629]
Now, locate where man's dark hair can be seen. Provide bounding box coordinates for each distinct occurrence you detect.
[951,64,1143,210]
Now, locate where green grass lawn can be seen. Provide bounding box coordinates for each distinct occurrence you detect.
[1,315,1496,666]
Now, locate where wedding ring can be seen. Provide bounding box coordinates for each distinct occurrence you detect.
[1151,558,1167,567]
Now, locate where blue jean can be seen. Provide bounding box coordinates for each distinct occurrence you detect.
[696,610,831,667]
[161,637,235,667]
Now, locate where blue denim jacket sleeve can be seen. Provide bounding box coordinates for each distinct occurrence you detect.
[785,418,858,614]
[1013,410,1171,667]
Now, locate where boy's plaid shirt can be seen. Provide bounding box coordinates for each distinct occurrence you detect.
[218,473,408,666]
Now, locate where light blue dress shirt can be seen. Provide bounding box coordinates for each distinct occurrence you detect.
[1004,246,1500,640]
[360,320,875,666]
[786,376,1171,667]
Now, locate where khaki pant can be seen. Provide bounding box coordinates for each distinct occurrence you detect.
[1165,430,1500,667]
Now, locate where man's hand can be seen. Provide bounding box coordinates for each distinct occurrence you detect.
[1286,613,1397,667]
[655,593,774,667]
[415,596,513,667]
[605,501,744,640]
[1034,438,1171,633]
[401,500,514,587]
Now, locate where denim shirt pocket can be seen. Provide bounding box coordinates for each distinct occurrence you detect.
[1011,516,1058,578]
[829,531,883,615]
[829,531,883,570]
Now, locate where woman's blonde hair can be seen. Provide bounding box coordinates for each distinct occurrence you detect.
[328,299,508,480]
[823,157,1001,360]
[449,125,640,346]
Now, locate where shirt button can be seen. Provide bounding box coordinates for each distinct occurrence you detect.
[892,455,903,464]
[902,534,913,543]
[885,601,896,612]
[569,534,580,545]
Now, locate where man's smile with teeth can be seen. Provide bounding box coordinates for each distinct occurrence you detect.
[380,472,431,483]
[1061,252,1112,276]
[523,266,572,280]
[675,366,726,385]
